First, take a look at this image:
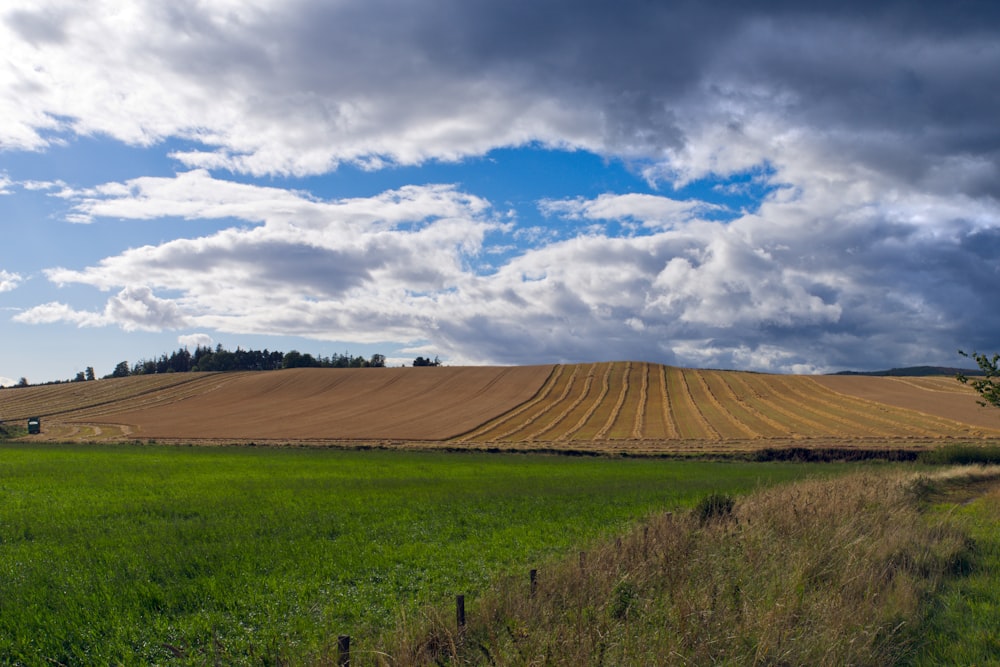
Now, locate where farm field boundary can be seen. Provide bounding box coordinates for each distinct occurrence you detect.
[3,363,1000,453]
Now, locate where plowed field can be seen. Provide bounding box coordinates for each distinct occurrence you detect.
[4,363,999,453]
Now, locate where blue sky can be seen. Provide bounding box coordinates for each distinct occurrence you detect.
[2,1,999,385]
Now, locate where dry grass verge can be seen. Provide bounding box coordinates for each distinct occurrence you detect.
[381,468,997,666]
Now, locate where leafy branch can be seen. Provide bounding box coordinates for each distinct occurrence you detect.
[957,350,1000,409]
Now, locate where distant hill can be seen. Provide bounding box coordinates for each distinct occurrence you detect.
[830,366,982,377]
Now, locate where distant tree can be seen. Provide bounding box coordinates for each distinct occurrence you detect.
[412,356,440,367]
[72,371,86,382]
[16,377,28,387]
[958,350,1000,409]
[369,353,386,368]
[132,358,157,375]
[282,350,319,369]
[110,361,130,378]
[85,366,96,381]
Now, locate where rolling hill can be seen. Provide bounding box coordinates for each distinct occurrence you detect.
[2,362,999,453]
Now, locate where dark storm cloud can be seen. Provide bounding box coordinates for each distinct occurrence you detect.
[243,0,1000,182]
[6,1,1000,373]
[9,0,998,184]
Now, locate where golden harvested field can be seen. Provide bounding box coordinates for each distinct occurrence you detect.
[3,363,1000,453]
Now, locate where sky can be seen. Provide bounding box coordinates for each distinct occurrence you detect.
[1,1,999,385]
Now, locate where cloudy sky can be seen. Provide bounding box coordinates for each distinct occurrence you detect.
[2,0,998,385]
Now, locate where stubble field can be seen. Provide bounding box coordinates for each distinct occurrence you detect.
[2,362,998,452]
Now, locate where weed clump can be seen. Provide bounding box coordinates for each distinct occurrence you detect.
[607,580,639,620]
[694,492,734,525]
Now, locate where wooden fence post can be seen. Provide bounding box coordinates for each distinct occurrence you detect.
[456,594,466,631]
[530,568,538,598]
[337,635,350,666]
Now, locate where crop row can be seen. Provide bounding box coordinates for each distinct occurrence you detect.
[461,363,996,444]
[0,374,219,422]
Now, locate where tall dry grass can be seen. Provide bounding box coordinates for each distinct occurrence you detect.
[379,468,995,666]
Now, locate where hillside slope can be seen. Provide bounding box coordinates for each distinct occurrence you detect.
[457,363,1000,451]
[4,363,999,451]
[64,366,553,442]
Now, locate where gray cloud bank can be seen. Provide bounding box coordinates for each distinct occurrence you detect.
[4,0,1000,372]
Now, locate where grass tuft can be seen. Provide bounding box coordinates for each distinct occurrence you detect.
[693,491,735,525]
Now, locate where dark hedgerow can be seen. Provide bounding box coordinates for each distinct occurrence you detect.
[918,443,1000,465]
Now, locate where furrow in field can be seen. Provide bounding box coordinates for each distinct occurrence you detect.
[668,367,719,439]
[801,378,986,437]
[690,370,760,439]
[731,373,844,436]
[609,362,648,440]
[65,374,239,420]
[466,367,515,398]
[80,367,553,442]
[457,365,566,442]
[541,363,603,441]
[782,377,939,438]
[718,373,798,437]
[884,377,972,394]
[592,361,644,440]
[766,375,892,437]
[597,362,639,440]
[813,375,1000,434]
[631,362,649,439]
[774,376,961,439]
[702,371,791,439]
[593,362,632,440]
[483,365,585,442]
[555,364,619,441]
[0,374,219,421]
[656,365,680,439]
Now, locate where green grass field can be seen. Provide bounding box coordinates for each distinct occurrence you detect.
[910,474,1000,664]
[0,442,852,664]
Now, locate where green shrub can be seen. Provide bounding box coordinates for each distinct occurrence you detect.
[694,492,735,525]
[608,580,639,620]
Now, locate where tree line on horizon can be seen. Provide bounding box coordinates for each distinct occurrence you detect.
[3,345,399,388]
[110,345,388,377]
